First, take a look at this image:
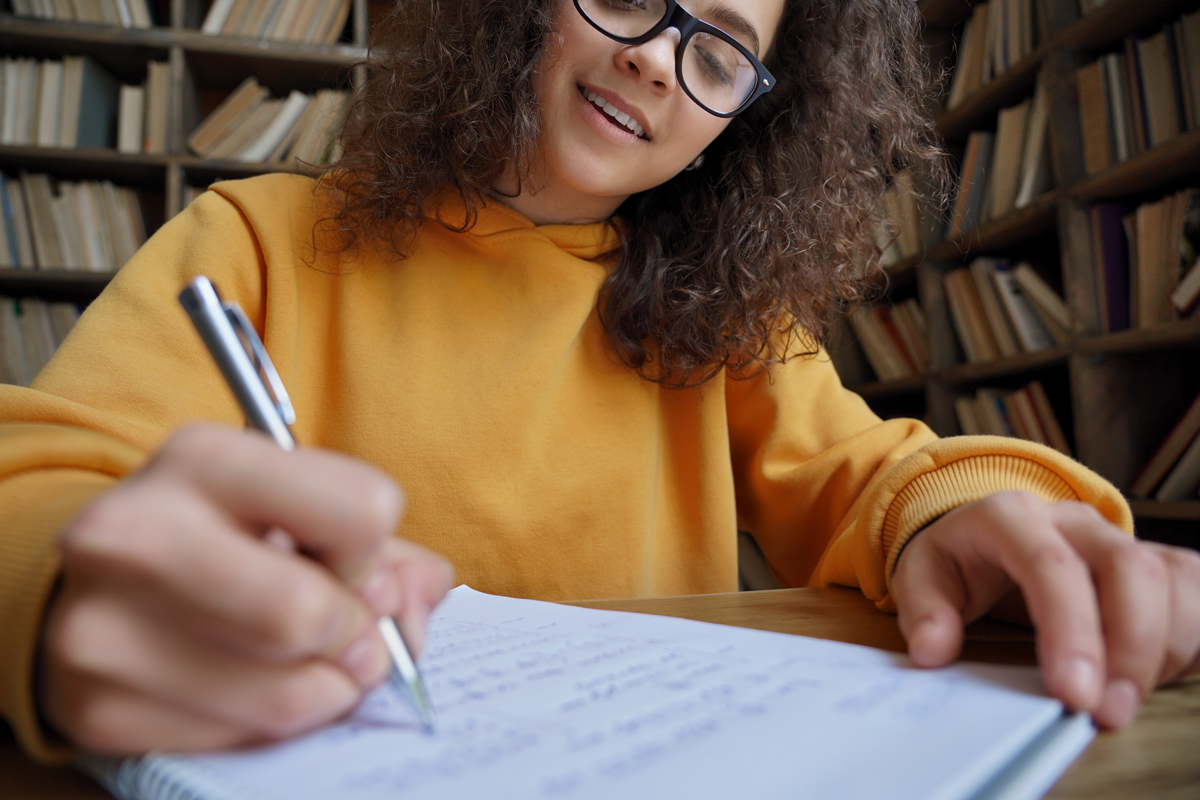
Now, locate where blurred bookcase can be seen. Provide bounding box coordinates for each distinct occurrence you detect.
[837,0,1200,547]
[0,0,369,304]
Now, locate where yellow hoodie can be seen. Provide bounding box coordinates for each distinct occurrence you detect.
[0,174,1130,761]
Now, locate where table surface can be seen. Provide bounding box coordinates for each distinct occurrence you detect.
[3,587,1199,799]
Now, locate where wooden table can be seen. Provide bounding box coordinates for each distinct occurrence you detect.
[3,587,1199,799]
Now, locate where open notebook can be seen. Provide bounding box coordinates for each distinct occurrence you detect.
[82,586,1093,800]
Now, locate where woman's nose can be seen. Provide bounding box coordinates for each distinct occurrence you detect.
[617,26,680,91]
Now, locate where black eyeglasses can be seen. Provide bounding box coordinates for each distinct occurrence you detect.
[573,0,775,118]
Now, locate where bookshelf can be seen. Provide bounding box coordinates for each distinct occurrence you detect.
[848,0,1200,547]
[0,0,367,303]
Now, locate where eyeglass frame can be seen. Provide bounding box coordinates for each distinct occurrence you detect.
[571,0,776,118]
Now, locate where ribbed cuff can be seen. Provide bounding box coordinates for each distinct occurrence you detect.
[868,436,1132,609]
[0,470,118,764]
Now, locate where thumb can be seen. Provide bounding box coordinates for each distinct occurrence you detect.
[892,536,969,668]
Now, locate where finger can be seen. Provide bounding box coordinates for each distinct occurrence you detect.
[892,536,969,668]
[149,424,404,584]
[65,485,384,676]
[1144,542,1200,684]
[981,498,1104,713]
[44,678,251,756]
[1054,503,1169,729]
[45,588,379,741]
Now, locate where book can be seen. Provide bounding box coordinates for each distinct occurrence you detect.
[1182,11,1200,130]
[947,3,990,109]
[59,55,121,149]
[846,305,912,382]
[2,174,36,268]
[955,395,984,435]
[975,388,1014,437]
[1101,53,1132,163]
[1014,79,1053,209]
[1171,257,1200,315]
[945,268,1001,363]
[947,132,995,239]
[985,99,1031,222]
[33,59,64,149]
[1012,263,1072,332]
[1123,35,1150,156]
[80,585,1096,800]
[1156,428,1200,500]
[187,77,269,158]
[0,298,26,387]
[1076,60,1111,175]
[201,0,239,34]
[143,61,170,155]
[1137,31,1184,149]
[968,258,1020,357]
[1090,203,1133,332]
[238,90,310,162]
[117,85,144,154]
[1131,390,1200,498]
[990,261,1056,352]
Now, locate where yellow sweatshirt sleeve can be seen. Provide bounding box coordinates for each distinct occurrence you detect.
[726,347,1133,612]
[0,182,282,762]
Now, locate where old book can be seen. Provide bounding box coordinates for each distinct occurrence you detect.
[1014,79,1052,209]
[2,175,36,268]
[1131,390,1200,498]
[1156,428,1200,500]
[1012,263,1072,332]
[948,3,990,109]
[1012,387,1049,446]
[33,60,64,149]
[1133,197,1174,328]
[187,77,268,158]
[947,132,994,239]
[238,90,310,162]
[49,183,85,270]
[201,0,238,34]
[0,298,27,386]
[318,0,351,44]
[1137,31,1184,148]
[239,0,284,38]
[968,258,1020,357]
[17,298,57,382]
[846,305,911,382]
[945,268,1001,363]
[1171,258,1200,315]
[20,173,61,269]
[117,85,144,154]
[1026,381,1071,456]
[1124,36,1149,156]
[265,0,306,40]
[143,61,170,155]
[955,396,984,435]
[888,301,928,373]
[1091,203,1132,332]
[1170,22,1194,134]
[988,261,1055,352]
[1001,392,1032,441]
[985,99,1030,222]
[873,306,918,374]
[1101,53,1132,163]
[1,59,19,144]
[221,0,257,36]
[59,55,121,149]
[126,0,151,27]
[267,98,314,163]
[1076,60,1111,175]
[287,89,346,165]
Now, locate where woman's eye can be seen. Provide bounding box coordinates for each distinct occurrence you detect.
[695,44,734,86]
[600,0,649,11]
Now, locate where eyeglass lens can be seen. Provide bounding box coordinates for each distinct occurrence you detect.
[576,0,759,115]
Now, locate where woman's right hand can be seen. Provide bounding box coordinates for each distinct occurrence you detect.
[38,424,455,756]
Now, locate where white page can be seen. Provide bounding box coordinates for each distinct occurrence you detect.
[96,587,1089,800]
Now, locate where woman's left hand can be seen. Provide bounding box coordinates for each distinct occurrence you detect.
[891,491,1200,729]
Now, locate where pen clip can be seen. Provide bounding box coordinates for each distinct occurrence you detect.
[223,303,297,426]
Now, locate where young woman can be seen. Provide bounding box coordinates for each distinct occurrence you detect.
[2,0,1198,763]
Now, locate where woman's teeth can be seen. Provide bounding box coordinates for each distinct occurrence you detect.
[584,90,646,139]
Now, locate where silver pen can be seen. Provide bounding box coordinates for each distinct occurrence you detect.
[179,275,437,733]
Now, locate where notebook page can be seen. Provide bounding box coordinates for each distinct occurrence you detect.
[105,586,1086,800]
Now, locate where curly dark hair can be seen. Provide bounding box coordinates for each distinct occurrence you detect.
[324,0,944,386]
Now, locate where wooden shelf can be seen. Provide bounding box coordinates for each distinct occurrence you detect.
[926,192,1060,262]
[933,345,1071,385]
[0,145,169,186]
[936,49,1045,142]
[848,375,927,399]
[1068,129,1200,200]
[1129,500,1200,520]
[1051,0,1185,53]
[0,269,115,303]
[1076,317,1200,355]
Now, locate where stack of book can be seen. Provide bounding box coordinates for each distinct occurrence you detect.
[954,379,1072,455]
[1131,390,1200,501]
[186,78,348,166]
[200,0,352,44]
[0,296,80,387]
[946,0,1038,110]
[8,0,152,28]
[1089,189,1200,333]
[0,171,147,272]
[946,83,1053,239]
[1076,11,1200,176]
[944,259,1072,364]
[846,299,928,383]
[0,57,169,155]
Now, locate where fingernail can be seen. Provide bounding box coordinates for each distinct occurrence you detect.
[360,569,396,616]
[1063,657,1099,707]
[340,631,390,686]
[1099,679,1140,729]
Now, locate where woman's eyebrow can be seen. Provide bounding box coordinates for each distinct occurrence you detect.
[703,4,761,55]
